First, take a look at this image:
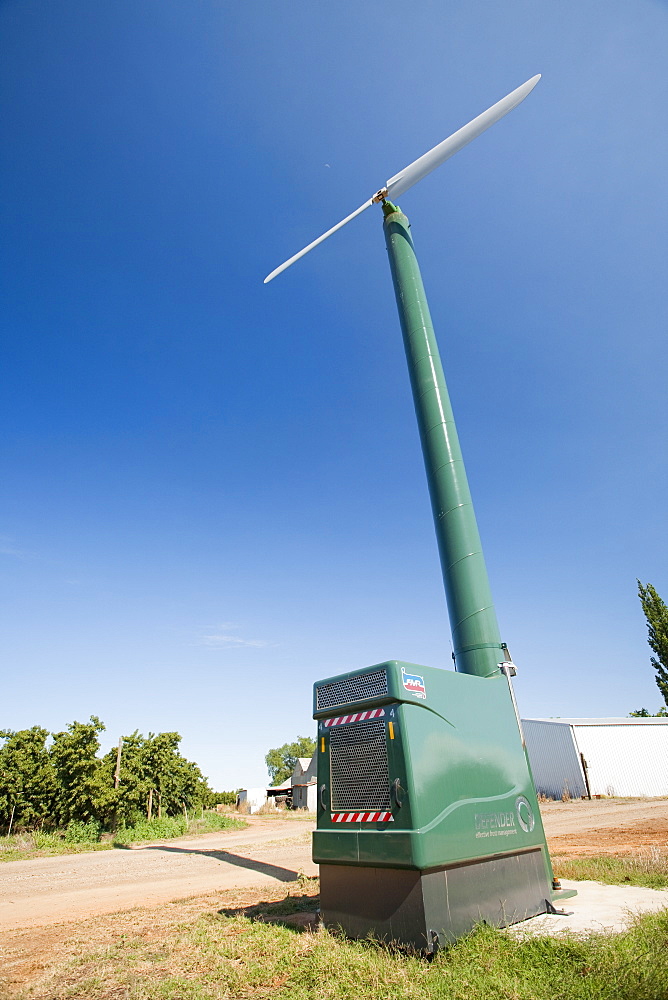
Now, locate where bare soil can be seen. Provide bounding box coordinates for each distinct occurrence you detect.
[539,797,668,857]
[1,800,666,997]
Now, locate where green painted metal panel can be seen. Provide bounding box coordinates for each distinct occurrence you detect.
[313,660,554,892]
[383,205,502,679]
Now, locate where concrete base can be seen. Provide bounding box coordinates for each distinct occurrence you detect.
[320,847,552,952]
[507,878,668,938]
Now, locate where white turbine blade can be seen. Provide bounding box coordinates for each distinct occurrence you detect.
[386,74,541,200]
[264,198,374,283]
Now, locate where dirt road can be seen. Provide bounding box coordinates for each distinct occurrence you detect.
[540,797,668,856]
[1,800,666,931]
[0,817,317,931]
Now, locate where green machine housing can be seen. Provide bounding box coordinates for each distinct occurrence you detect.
[313,660,560,950]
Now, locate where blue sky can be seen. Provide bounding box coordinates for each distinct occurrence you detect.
[2,1,667,791]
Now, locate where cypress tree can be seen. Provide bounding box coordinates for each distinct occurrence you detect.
[637,580,668,709]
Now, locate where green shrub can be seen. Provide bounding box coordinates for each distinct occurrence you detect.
[113,815,188,846]
[112,811,245,846]
[189,811,246,834]
[32,830,63,850]
[65,819,102,843]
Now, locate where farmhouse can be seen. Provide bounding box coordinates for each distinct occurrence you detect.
[291,755,317,811]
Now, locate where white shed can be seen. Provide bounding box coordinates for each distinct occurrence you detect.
[236,787,269,814]
[291,755,317,811]
[522,717,668,799]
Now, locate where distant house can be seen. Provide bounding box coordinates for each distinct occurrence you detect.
[291,755,317,811]
[238,755,318,814]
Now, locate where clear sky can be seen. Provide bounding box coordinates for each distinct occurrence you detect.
[2,1,667,791]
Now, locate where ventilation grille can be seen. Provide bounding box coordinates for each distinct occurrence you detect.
[330,718,391,812]
[316,668,388,710]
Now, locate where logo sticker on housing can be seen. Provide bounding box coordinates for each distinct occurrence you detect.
[401,667,426,699]
[515,795,535,833]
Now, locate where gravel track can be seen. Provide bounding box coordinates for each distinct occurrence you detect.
[1,800,666,930]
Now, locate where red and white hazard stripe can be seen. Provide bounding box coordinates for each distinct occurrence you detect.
[331,811,394,823]
[324,708,385,728]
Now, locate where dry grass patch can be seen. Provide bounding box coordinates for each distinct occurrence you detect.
[0,883,305,999]
[3,874,668,1000]
[241,810,316,821]
[552,847,668,889]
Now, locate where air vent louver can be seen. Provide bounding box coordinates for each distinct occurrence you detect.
[330,718,391,812]
[316,668,388,710]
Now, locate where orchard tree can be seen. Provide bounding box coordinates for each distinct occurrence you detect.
[97,730,209,822]
[138,732,209,820]
[160,750,209,817]
[97,731,149,826]
[265,736,316,786]
[0,717,214,832]
[203,790,239,807]
[98,730,211,823]
[0,727,56,832]
[50,716,106,826]
[637,580,668,710]
[142,732,182,819]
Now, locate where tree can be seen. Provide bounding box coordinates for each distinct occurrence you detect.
[637,580,668,710]
[203,790,239,807]
[98,730,210,823]
[97,731,149,827]
[0,717,214,833]
[265,736,316,786]
[50,716,106,826]
[0,727,57,832]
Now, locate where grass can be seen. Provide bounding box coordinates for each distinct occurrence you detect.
[237,807,316,820]
[0,831,113,863]
[0,811,247,862]
[554,848,668,890]
[186,810,249,835]
[10,878,668,1000]
[267,809,316,820]
[111,811,246,846]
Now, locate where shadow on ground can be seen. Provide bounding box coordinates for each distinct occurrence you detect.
[217,889,320,931]
[137,844,301,882]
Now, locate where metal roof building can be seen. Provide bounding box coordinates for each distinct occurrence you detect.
[522,717,668,800]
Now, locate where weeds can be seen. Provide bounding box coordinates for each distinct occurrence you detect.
[112,815,189,845]
[65,819,102,843]
[112,812,245,845]
[554,848,668,889]
[0,811,246,861]
[187,811,247,836]
[0,830,112,862]
[245,808,316,820]
[15,888,668,1000]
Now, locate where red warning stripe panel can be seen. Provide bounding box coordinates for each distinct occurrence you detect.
[331,811,394,823]
[324,708,386,728]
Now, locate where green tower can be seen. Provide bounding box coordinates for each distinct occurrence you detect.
[311,206,572,951]
[263,75,570,950]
